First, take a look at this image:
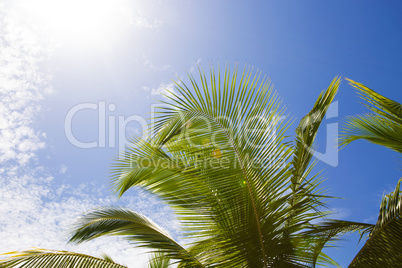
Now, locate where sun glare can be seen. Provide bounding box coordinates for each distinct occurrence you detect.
[19,0,132,46]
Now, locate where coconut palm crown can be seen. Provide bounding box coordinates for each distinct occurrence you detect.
[1,66,378,267]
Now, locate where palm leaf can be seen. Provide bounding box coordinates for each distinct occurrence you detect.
[291,77,341,192]
[100,253,118,264]
[112,64,294,266]
[0,248,126,268]
[348,179,402,267]
[277,77,341,267]
[287,76,341,231]
[147,251,170,268]
[340,79,402,153]
[69,207,203,267]
[303,219,374,267]
[110,64,343,267]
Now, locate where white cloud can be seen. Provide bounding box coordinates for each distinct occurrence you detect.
[363,214,378,224]
[0,4,180,268]
[142,54,171,72]
[0,166,182,266]
[0,5,52,165]
[151,82,178,99]
[133,17,163,30]
[189,58,202,73]
[59,164,68,174]
[0,163,181,267]
[0,165,154,267]
[331,207,351,220]
[142,58,204,101]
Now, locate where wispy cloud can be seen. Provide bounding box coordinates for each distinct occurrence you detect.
[142,54,171,72]
[59,164,68,174]
[0,4,179,268]
[0,6,52,165]
[131,5,163,30]
[150,82,178,99]
[133,17,163,30]
[331,207,351,220]
[0,163,180,267]
[189,58,202,73]
[0,165,160,267]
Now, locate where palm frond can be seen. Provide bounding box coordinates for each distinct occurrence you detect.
[110,65,342,267]
[291,77,341,192]
[279,77,341,267]
[302,219,374,267]
[147,251,170,268]
[304,219,374,242]
[340,79,402,153]
[112,64,298,266]
[287,76,341,231]
[69,207,203,267]
[100,253,117,263]
[0,248,126,268]
[348,179,402,267]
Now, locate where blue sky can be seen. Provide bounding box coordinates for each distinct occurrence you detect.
[1,0,401,267]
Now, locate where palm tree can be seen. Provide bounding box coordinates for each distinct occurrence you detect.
[339,79,402,266]
[0,66,370,267]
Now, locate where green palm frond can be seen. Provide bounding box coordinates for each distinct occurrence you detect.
[278,77,340,268]
[339,79,402,266]
[110,64,342,267]
[69,207,203,267]
[112,64,294,267]
[302,219,374,267]
[340,79,402,153]
[305,219,374,242]
[4,67,400,267]
[349,179,402,267]
[0,248,126,268]
[287,77,341,232]
[147,251,170,268]
[291,77,340,191]
[100,253,117,264]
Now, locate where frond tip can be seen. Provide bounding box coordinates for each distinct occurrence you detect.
[340,79,402,153]
[349,179,402,267]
